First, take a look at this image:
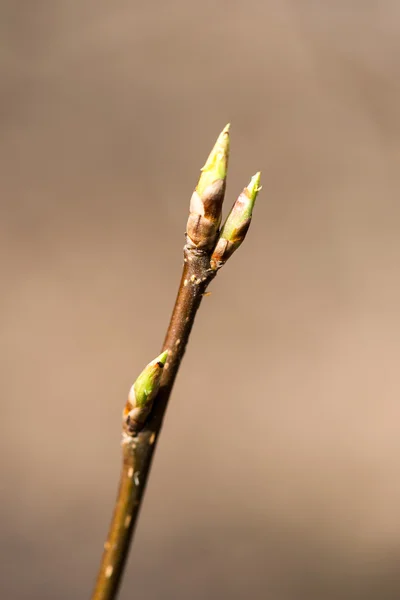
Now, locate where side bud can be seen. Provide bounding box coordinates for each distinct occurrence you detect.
[210,172,261,270]
[123,350,168,435]
[186,124,230,251]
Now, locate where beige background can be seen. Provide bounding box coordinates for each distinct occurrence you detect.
[2,1,400,598]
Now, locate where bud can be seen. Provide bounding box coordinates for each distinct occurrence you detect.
[123,350,168,434]
[186,124,230,250]
[210,172,261,269]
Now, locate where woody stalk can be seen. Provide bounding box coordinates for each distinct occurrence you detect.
[91,124,261,600]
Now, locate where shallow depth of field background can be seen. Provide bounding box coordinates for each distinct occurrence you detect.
[2,2,400,599]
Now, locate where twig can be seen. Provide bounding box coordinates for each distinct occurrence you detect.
[91,125,261,600]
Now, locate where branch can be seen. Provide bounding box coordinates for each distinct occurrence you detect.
[90,125,261,600]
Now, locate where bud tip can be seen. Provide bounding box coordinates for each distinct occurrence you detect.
[157,350,168,367]
[197,124,230,195]
[247,172,262,200]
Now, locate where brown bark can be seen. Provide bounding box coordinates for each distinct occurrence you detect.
[91,245,216,600]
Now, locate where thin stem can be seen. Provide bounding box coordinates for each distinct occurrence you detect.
[91,246,215,600]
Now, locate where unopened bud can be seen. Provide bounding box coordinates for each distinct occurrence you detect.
[210,172,261,269]
[123,350,168,435]
[186,124,230,250]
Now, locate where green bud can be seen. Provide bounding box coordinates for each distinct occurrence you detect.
[123,350,168,434]
[186,124,230,250]
[133,350,168,407]
[210,172,261,269]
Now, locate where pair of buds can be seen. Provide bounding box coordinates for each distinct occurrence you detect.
[186,124,261,269]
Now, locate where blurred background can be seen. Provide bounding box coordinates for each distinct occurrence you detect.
[2,1,400,598]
